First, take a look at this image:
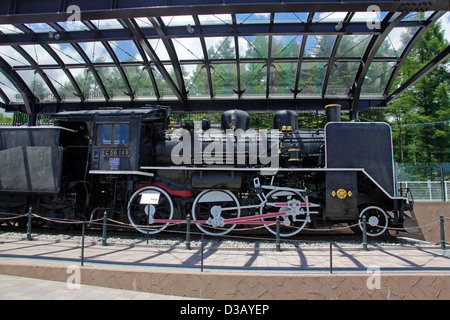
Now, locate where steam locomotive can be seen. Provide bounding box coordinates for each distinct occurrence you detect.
[0,105,413,237]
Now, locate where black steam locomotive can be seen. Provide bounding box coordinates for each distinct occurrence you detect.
[0,105,413,237]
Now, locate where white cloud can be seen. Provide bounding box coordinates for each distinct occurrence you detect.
[79,42,112,63]
[161,15,194,27]
[20,44,57,65]
[148,39,170,61]
[48,43,84,64]
[173,37,204,60]
[316,12,347,22]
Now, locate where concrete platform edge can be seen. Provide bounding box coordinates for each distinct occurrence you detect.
[1,261,449,300]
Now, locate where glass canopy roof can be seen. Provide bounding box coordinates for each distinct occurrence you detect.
[0,2,448,116]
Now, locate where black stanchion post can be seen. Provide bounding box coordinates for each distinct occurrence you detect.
[440,214,446,250]
[201,233,204,272]
[186,214,191,250]
[276,216,281,252]
[362,215,368,251]
[81,222,85,266]
[146,211,150,245]
[441,166,446,202]
[26,206,33,241]
[329,241,333,273]
[102,211,108,246]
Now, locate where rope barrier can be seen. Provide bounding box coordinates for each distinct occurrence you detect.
[1,209,446,275]
[0,213,28,221]
[0,209,447,238]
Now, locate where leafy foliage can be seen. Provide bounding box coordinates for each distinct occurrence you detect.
[387,20,450,165]
[0,113,12,124]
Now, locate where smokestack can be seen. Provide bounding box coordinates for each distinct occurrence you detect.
[325,104,341,122]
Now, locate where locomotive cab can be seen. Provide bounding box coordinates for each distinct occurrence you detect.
[92,120,134,172]
[56,108,169,175]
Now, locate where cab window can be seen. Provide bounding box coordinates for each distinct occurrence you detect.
[97,123,129,145]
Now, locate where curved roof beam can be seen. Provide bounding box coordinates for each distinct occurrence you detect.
[44,21,86,101]
[0,55,35,114]
[132,44,162,101]
[388,44,450,103]
[0,87,9,105]
[351,12,408,116]
[122,18,186,105]
[41,43,85,101]
[193,15,213,99]
[148,17,188,103]
[82,20,135,101]
[117,18,161,101]
[12,45,61,102]
[265,13,275,99]
[70,42,110,101]
[321,12,354,99]
[232,14,244,98]
[9,24,62,102]
[292,12,313,99]
[383,11,447,97]
[0,1,448,114]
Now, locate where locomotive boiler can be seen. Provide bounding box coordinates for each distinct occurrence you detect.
[0,105,414,237]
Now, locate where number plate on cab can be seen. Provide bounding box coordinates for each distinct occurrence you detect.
[103,149,131,157]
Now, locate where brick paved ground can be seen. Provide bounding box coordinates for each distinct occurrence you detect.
[0,236,449,299]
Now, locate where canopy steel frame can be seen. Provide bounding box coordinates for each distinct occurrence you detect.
[0,0,448,117]
[0,1,448,23]
[387,44,450,103]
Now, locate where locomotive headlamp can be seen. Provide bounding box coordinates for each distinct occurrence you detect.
[336,189,347,199]
[331,189,351,199]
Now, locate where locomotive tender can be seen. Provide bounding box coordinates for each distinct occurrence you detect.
[0,105,413,237]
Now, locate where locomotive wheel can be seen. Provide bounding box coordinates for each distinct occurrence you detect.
[261,190,308,237]
[192,190,240,236]
[358,206,389,237]
[127,186,174,235]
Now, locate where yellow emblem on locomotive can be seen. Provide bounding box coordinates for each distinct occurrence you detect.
[336,189,347,199]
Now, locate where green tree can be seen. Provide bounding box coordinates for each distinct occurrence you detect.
[30,79,50,100]
[387,20,450,166]
[0,113,13,124]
